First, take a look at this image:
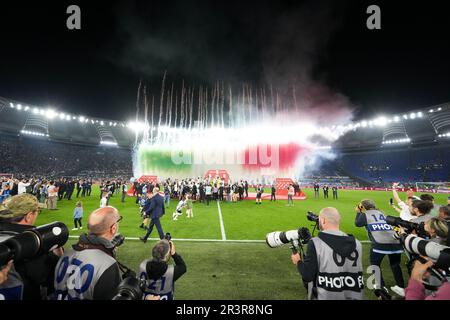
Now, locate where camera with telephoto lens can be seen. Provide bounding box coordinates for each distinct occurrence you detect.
[164,232,172,241]
[401,234,450,273]
[265,227,311,248]
[385,216,429,238]
[0,222,69,267]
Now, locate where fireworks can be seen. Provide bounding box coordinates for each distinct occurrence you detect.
[132,75,353,182]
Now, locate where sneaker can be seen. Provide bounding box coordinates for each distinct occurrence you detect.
[390,285,405,297]
[72,228,78,231]
[79,227,82,230]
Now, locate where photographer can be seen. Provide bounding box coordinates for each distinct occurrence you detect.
[291,207,364,300]
[405,259,450,300]
[355,199,405,297]
[139,239,186,300]
[53,206,122,300]
[0,194,63,300]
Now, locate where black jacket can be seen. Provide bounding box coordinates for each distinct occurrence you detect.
[145,253,187,282]
[0,222,60,300]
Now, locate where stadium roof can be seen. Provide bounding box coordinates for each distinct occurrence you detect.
[1,96,449,150]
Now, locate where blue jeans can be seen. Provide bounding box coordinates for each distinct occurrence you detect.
[143,217,165,240]
[164,194,170,208]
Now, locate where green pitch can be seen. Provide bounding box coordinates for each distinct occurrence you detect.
[36,187,448,300]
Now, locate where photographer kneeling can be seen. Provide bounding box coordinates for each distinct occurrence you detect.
[291,207,364,300]
[53,206,123,300]
[139,238,186,300]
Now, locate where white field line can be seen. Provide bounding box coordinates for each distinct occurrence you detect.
[216,200,227,241]
[68,235,371,243]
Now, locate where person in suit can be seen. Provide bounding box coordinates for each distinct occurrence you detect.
[314,183,320,199]
[140,187,165,243]
[332,186,338,199]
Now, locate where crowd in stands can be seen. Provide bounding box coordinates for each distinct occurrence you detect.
[0,135,132,178]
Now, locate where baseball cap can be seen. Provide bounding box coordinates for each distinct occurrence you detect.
[0,194,39,219]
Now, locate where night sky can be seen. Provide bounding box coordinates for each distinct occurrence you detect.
[1,0,449,122]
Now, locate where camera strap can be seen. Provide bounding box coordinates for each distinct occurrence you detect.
[72,242,115,258]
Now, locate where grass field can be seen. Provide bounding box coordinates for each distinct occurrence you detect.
[36,187,448,300]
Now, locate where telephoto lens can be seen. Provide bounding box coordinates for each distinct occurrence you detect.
[0,221,69,266]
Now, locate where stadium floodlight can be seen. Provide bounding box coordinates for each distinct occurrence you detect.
[410,113,416,119]
[24,106,29,111]
[9,103,14,108]
[109,122,113,126]
[59,113,65,120]
[393,116,400,122]
[78,116,85,122]
[39,109,45,115]
[100,121,104,126]
[72,116,76,120]
[374,116,387,126]
[100,141,118,146]
[85,118,89,123]
[33,108,39,114]
[402,114,408,119]
[113,122,117,127]
[65,115,71,121]
[20,130,46,137]
[429,109,434,113]
[417,111,423,118]
[91,119,95,124]
[16,104,22,110]
[45,109,57,119]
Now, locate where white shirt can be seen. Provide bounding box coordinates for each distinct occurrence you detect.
[18,182,30,194]
[48,185,57,197]
[100,197,108,208]
[398,201,415,221]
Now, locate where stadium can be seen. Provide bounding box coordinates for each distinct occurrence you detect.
[1,95,449,300]
[1,1,450,304]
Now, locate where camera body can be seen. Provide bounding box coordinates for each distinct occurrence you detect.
[385,216,429,238]
[164,232,172,241]
[112,276,147,300]
[111,234,125,247]
[306,211,319,223]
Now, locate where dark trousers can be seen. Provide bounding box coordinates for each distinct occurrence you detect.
[87,188,91,196]
[271,193,276,201]
[121,192,126,203]
[370,249,405,288]
[74,218,82,228]
[314,190,319,199]
[143,217,164,240]
[76,188,81,197]
[206,195,211,205]
[67,190,74,200]
[333,192,338,199]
